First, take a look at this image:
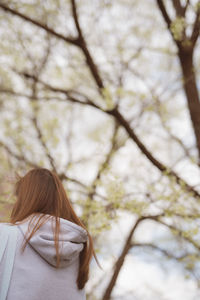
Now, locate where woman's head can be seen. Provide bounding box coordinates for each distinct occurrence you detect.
[11,168,73,222]
[10,167,100,289]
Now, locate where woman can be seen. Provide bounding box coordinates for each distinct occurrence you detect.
[0,168,100,300]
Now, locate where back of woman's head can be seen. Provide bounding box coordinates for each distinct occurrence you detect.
[11,168,72,221]
[10,167,99,289]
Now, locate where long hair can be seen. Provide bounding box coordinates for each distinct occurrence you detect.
[10,167,100,290]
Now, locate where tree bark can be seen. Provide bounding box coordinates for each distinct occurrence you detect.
[178,47,200,164]
[102,215,161,300]
[102,218,141,300]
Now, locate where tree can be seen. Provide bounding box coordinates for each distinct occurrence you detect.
[0,0,199,299]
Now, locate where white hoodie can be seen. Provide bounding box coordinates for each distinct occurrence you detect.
[0,213,88,300]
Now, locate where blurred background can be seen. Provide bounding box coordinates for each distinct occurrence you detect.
[0,0,200,299]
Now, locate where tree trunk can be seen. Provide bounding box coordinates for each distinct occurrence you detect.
[178,47,200,164]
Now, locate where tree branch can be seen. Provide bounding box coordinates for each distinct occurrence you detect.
[0,140,38,169]
[83,122,122,226]
[11,70,200,199]
[19,71,100,107]
[131,242,189,261]
[0,139,92,192]
[183,0,190,16]
[109,107,200,199]
[157,219,200,252]
[156,0,182,47]
[172,0,185,17]
[0,3,104,90]
[102,214,163,300]
[70,0,104,89]
[191,3,200,46]
[156,0,200,163]
[156,0,172,30]
[0,3,78,45]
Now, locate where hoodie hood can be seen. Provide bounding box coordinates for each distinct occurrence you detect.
[17,213,88,268]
